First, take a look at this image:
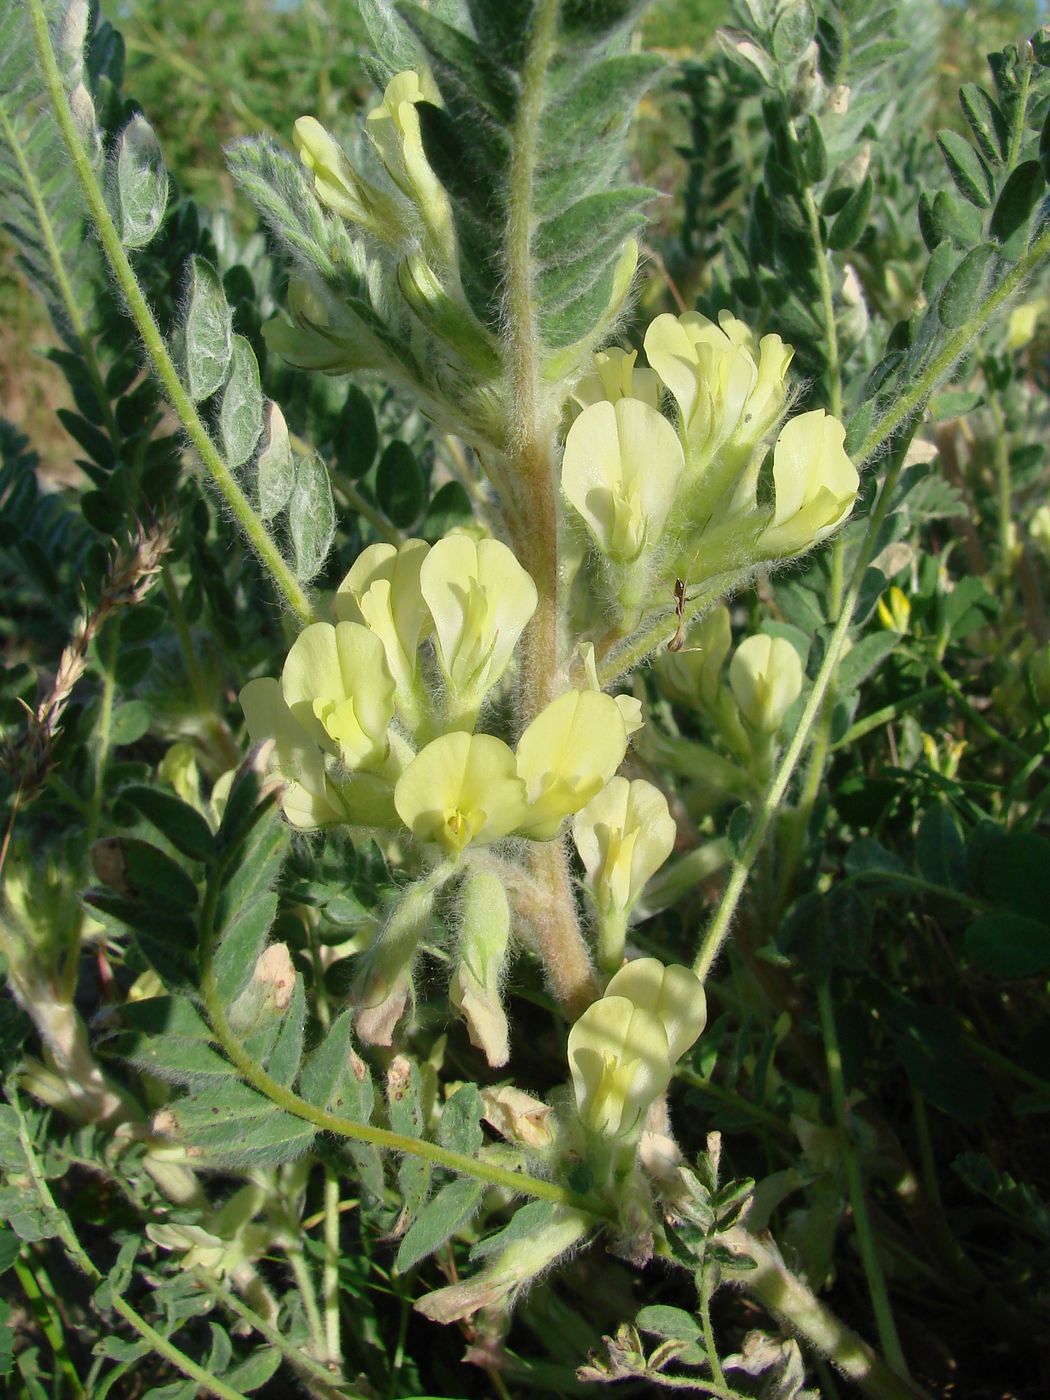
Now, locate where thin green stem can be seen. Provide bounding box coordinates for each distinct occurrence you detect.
[693,443,909,980]
[858,220,1050,468]
[802,182,843,419]
[27,0,313,627]
[829,686,943,749]
[817,984,909,1381]
[285,1240,327,1355]
[13,1254,87,1399]
[335,478,402,545]
[196,851,613,1220]
[194,1271,355,1400]
[322,1168,343,1367]
[699,1261,727,1390]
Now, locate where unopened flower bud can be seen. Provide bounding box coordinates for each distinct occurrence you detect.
[450,872,512,1067]
[355,877,442,1045]
[729,634,803,736]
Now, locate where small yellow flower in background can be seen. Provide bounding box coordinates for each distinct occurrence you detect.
[394,731,526,855]
[515,690,629,840]
[571,347,662,413]
[335,539,431,704]
[729,634,804,735]
[240,677,346,829]
[572,778,677,971]
[643,309,792,466]
[365,70,454,259]
[562,397,684,563]
[877,584,912,633]
[567,957,705,1142]
[420,535,537,724]
[1006,298,1047,352]
[282,621,395,770]
[1030,503,1050,557]
[757,408,859,558]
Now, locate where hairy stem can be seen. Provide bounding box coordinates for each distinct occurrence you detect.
[27,0,314,627]
[728,1226,927,1400]
[499,0,596,1011]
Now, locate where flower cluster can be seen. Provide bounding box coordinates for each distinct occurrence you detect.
[241,534,635,849]
[563,310,859,625]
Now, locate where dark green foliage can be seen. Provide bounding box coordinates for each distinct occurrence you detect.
[400,0,661,347]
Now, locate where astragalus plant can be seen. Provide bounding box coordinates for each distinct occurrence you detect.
[3,0,1050,1395]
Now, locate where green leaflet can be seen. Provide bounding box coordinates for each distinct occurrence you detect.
[394,1178,484,1274]
[162,1080,316,1167]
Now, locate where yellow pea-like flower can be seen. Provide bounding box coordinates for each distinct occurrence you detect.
[334,539,431,708]
[568,957,706,1143]
[239,677,346,829]
[562,397,684,563]
[515,690,629,840]
[644,309,792,468]
[394,731,527,855]
[281,621,395,770]
[757,409,859,559]
[571,347,662,413]
[573,777,676,915]
[365,70,454,261]
[420,535,537,724]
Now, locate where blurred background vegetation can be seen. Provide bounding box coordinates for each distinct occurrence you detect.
[1,0,1041,481]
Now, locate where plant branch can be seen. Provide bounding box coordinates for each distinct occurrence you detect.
[693,217,1050,980]
[197,852,613,1219]
[27,0,314,627]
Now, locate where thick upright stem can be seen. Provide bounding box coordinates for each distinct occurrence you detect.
[500,0,596,1012]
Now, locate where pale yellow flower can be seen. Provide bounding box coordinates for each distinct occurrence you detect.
[729,634,804,735]
[571,347,662,413]
[644,309,792,466]
[334,539,431,703]
[515,690,629,840]
[239,677,345,829]
[420,535,537,723]
[281,621,395,770]
[573,777,676,918]
[394,731,527,855]
[567,957,706,1142]
[365,70,453,260]
[562,397,684,563]
[757,409,859,558]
